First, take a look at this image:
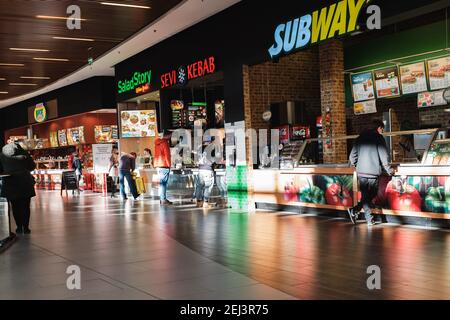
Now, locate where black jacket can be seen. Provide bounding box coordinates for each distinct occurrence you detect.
[0,143,36,200]
[350,129,393,178]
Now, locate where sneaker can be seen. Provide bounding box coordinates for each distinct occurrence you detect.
[23,228,31,235]
[203,202,215,209]
[367,219,378,227]
[196,200,204,208]
[160,200,172,206]
[347,208,357,225]
[15,227,23,234]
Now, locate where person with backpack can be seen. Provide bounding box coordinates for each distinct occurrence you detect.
[72,152,83,194]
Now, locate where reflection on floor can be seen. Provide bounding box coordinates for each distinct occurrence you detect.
[1,191,450,300]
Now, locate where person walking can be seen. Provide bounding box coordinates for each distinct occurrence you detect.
[72,152,83,194]
[0,142,36,234]
[154,130,172,206]
[119,152,140,200]
[109,147,120,198]
[195,144,216,208]
[348,119,394,227]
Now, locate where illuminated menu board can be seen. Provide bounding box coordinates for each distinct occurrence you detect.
[374,67,400,98]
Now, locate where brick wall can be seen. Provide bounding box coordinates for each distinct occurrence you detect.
[319,40,347,163]
[244,47,321,134]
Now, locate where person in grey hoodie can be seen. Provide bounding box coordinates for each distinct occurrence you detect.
[348,120,394,226]
[0,142,36,234]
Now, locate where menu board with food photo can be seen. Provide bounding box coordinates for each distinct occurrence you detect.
[58,129,68,146]
[187,103,207,128]
[350,72,375,102]
[399,62,427,94]
[111,125,118,140]
[417,90,447,108]
[374,67,401,98]
[121,110,157,138]
[95,125,118,143]
[427,56,450,90]
[354,99,377,115]
[50,131,59,148]
[67,126,85,145]
[170,100,185,129]
[215,100,225,127]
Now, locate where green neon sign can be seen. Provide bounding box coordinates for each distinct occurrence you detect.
[117,70,152,94]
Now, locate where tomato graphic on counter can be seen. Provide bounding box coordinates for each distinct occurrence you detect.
[386,178,422,212]
[325,183,353,207]
[284,180,299,202]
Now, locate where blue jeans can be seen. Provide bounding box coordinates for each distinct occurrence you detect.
[119,171,139,199]
[158,168,170,201]
[195,170,214,202]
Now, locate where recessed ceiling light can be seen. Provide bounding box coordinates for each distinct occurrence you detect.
[0,63,25,67]
[0,91,8,94]
[33,57,69,62]
[9,48,50,52]
[9,83,37,86]
[52,36,95,42]
[100,2,151,9]
[0,78,5,81]
[20,76,50,80]
[36,15,86,21]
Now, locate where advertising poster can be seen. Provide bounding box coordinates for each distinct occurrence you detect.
[351,72,375,102]
[427,56,450,90]
[95,125,118,143]
[121,110,157,138]
[49,131,59,148]
[111,125,118,140]
[215,100,225,127]
[58,129,68,146]
[291,126,310,140]
[276,125,290,144]
[400,62,428,94]
[170,100,185,128]
[374,67,401,98]
[354,99,377,115]
[93,144,113,174]
[417,90,447,108]
[67,126,85,145]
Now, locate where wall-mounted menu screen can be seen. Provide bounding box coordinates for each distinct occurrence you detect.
[351,72,375,102]
[170,100,185,129]
[58,129,68,146]
[427,56,450,90]
[67,126,85,145]
[187,102,207,128]
[374,67,401,98]
[95,125,119,143]
[121,110,157,138]
[399,62,427,94]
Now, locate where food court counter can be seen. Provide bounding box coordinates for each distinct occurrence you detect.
[253,163,450,223]
[32,169,98,191]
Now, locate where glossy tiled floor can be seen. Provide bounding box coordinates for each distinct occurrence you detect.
[1,191,450,300]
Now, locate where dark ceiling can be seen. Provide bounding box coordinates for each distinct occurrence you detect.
[0,0,183,100]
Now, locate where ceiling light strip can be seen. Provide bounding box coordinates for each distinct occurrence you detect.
[100,2,151,9]
[33,58,69,62]
[20,76,50,80]
[52,36,94,42]
[36,15,86,21]
[0,63,25,67]
[0,91,8,94]
[9,48,50,52]
[9,83,37,86]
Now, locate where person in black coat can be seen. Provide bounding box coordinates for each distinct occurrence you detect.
[0,142,36,234]
[348,119,394,227]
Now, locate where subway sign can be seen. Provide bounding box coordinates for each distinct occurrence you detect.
[268,0,368,58]
[117,70,152,94]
